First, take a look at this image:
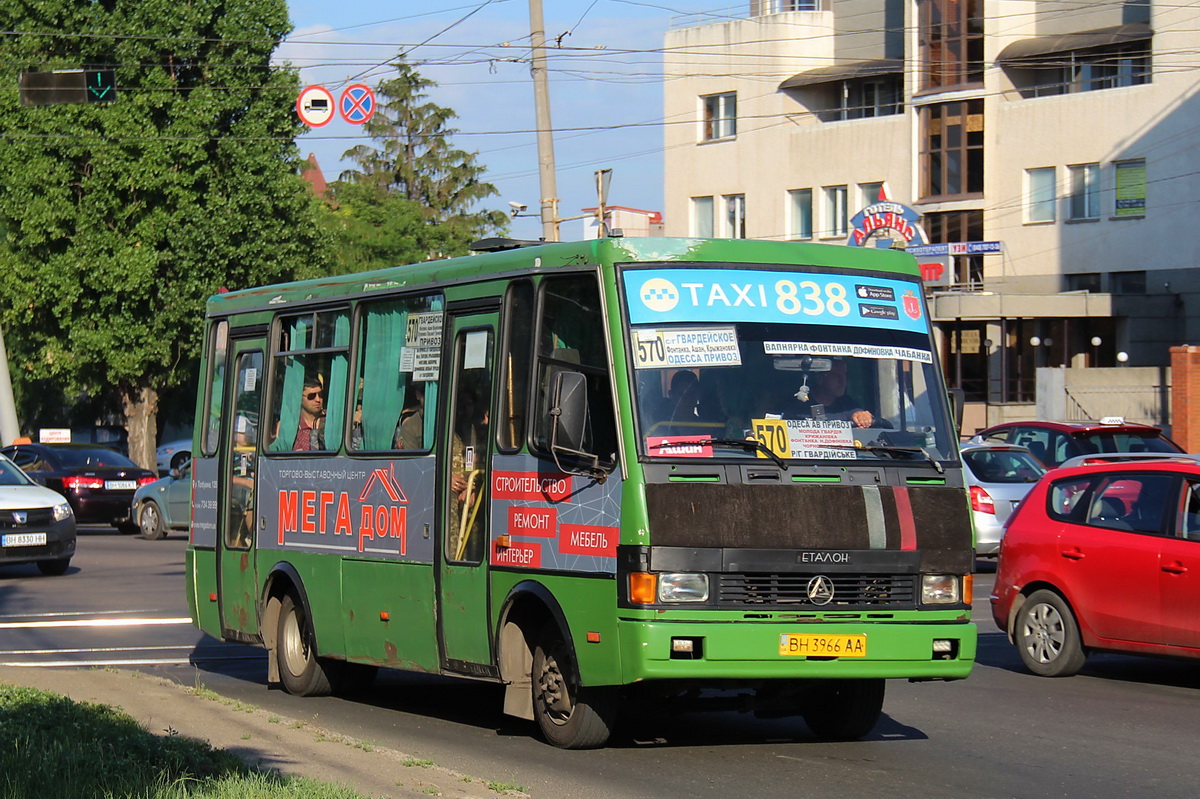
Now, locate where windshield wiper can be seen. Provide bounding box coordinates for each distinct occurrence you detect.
[858,444,945,474]
[648,438,789,471]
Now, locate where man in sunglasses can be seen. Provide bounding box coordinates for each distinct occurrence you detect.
[292,376,326,451]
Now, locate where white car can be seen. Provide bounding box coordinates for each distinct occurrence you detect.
[0,453,76,575]
[156,438,192,474]
[960,442,1045,557]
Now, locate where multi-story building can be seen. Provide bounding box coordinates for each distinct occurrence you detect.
[663,0,1200,423]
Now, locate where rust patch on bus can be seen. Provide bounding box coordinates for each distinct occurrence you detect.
[240,552,250,571]
[384,641,398,660]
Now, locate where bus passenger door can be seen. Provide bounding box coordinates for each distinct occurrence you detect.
[438,313,498,672]
[218,343,265,638]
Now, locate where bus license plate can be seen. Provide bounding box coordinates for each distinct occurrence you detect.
[106,480,136,490]
[779,633,867,657]
[2,533,47,547]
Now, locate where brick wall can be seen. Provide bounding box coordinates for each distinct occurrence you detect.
[1170,346,1200,452]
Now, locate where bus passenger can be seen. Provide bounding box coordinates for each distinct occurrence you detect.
[292,376,326,450]
[789,359,874,428]
[394,383,426,450]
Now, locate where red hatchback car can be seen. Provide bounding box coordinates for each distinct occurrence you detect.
[970,418,1182,469]
[991,456,1200,676]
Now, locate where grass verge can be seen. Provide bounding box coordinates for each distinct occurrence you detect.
[0,683,370,798]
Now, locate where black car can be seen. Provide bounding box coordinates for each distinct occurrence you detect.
[0,443,157,533]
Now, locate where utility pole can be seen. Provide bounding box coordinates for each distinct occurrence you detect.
[528,0,560,242]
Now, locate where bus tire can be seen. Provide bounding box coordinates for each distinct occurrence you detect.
[1015,589,1086,677]
[532,625,617,749]
[277,592,340,696]
[802,678,885,740]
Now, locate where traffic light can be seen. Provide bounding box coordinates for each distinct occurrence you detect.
[19,69,118,106]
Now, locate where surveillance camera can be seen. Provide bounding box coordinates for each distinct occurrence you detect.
[508,201,527,212]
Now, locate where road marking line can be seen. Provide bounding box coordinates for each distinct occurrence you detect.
[0,617,192,630]
[0,645,198,655]
[0,655,264,668]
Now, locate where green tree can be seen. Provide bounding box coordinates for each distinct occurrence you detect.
[0,0,326,467]
[329,56,507,268]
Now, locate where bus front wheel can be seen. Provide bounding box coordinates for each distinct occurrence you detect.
[532,626,617,749]
[277,592,341,697]
[802,678,885,740]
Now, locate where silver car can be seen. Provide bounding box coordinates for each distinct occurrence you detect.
[960,442,1045,557]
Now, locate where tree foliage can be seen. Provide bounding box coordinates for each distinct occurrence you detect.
[0,0,326,464]
[325,56,507,270]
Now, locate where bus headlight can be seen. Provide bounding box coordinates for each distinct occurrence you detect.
[921,574,961,605]
[658,573,709,603]
[53,502,73,522]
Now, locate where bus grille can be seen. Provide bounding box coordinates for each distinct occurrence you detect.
[717,573,916,609]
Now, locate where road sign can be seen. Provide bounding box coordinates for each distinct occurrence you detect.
[339,84,376,125]
[19,69,117,106]
[296,85,335,127]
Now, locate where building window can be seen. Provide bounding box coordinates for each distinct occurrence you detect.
[1008,42,1151,98]
[788,189,813,239]
[1068,164,1100,220]
[701,92,736,141]
[823,76,903,121]
[762,0,821,11]
[923,210,983,288]
[722,194,746,238]
[823,185,847,237]
[1114,159,1146,217]
[919,0,984,91]
[692,196,714,237]
[1026,167,1056,224]
[1066,273,1102,293]
[859,182,885,209]
[1111,270,1146,294]
[921,99,984,199]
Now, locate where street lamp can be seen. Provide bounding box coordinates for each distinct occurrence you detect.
[1090,336,1102,366]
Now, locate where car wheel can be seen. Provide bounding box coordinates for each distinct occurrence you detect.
[1016,589,1087,677]
[532,624,618,749]
[276,592,342,697]
[139,501,166,540]
[36,557,71,576]
[802,679,885,740]
[170,450,190,471]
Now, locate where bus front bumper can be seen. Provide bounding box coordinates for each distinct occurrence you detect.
[617,618,977,682]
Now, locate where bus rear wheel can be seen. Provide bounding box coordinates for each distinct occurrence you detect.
[802,678,885,740]
[277,592,341,697]
[532,626,617,749]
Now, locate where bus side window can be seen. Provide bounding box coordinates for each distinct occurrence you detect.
[266,309,350,453]
[498,280,534,452]
[351,294,444,452]
[201,320,229,458]
[532,274,617,464]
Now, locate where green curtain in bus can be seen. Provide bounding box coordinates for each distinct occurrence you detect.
[360,305,407,450]
[324,314,351,447]
[270,317,310,452]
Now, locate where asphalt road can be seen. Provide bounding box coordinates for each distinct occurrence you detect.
[2,529,1198,798]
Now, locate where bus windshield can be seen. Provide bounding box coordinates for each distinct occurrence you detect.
[624,265,955,464]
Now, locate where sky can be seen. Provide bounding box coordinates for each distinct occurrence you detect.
[280,0,712,241]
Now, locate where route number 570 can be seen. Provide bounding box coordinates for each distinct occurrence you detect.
[635,331,667,367]
[752,419,789,458]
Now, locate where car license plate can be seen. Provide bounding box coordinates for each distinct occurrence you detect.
[2,533,47,547]
[105,480,136,490]
[779,633,867,657]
